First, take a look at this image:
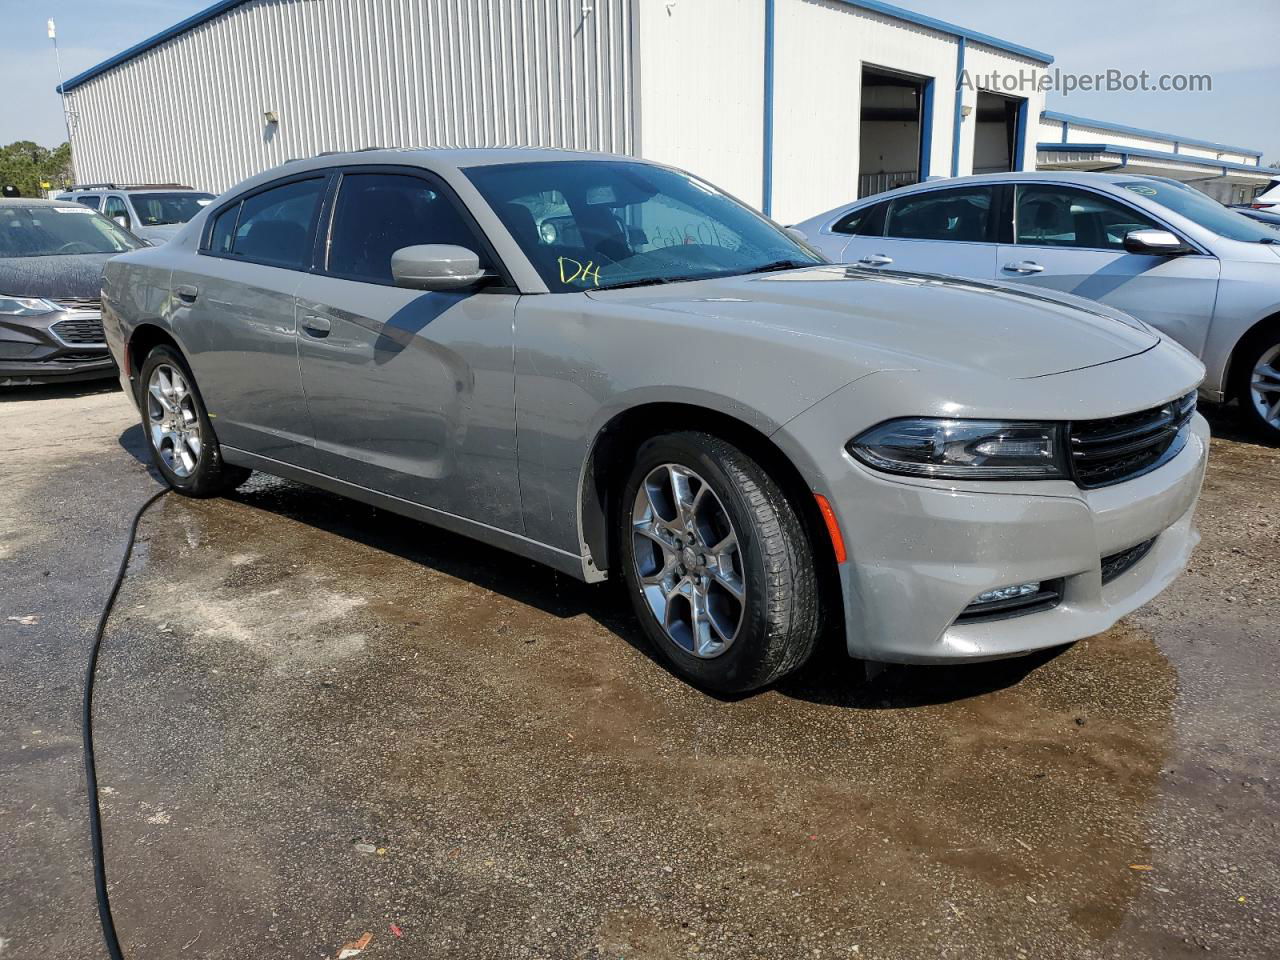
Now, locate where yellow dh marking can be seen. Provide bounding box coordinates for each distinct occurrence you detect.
[557,256,601,286]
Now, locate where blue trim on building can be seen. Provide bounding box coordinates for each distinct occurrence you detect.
[835,0,1053,63]
[950,37,965,178]
[1036,142,1271,175]
[762,0,776,216]
[1013,98,1028,172]
[1041,111,1261,159]
[918,78,934,180]
[57,0,249,93]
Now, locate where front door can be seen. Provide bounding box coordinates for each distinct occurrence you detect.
[170,173,329,465]
[840,184,1001,278]
[294,168,523,533]
[996,183,1221,355]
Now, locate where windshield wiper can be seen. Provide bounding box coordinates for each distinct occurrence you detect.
[595,274,715,291]
[744,259,816,274]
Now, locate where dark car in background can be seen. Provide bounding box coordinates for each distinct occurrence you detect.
[0,198,142,386]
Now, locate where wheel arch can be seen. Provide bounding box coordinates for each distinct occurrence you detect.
[1222,310,1280,399]
[578,401,845,642]
[125,323,185,398]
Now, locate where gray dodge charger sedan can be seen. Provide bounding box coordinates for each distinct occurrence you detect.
[102,149,1208,693]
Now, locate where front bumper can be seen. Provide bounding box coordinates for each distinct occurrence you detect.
[0,309,115,386]
[817,414,1209,663]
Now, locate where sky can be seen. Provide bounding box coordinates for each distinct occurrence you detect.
[1,0,1276,162]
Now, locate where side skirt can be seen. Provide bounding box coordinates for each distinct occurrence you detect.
[220,446,597,582]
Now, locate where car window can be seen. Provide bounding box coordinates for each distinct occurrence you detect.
[1016,185,1161,251]
[1114,179,1278,244]
[885,188,993,243]
[131,192,215,226]
[227,177,326,270]
[466,160,820,291]
[77,195,102,210]
[832,201,888,236]
[208,202,240,255]
[325,172,490,284]
[0,204,142,258]
[103,196,130,226]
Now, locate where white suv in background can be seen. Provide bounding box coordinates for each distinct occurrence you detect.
[1252,177,1280,211]
[56,184,214,244]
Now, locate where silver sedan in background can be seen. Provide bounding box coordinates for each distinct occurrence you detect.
[102,150,1207,694]
[794,172,1280,440]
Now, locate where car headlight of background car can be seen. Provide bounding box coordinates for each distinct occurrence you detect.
[848,419,1068,480]
[0,296,60,317]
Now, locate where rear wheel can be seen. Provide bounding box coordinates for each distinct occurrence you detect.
[1233,331,1280,442]
[138,345,251,497]
[619,431,821,694]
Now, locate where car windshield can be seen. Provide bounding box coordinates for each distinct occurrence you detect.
[0,204,143,258]
[130,192,215,226]
[464,160,822,291]
[1118,179,1278,243]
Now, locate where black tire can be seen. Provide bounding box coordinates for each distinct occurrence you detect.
[618,431,821,694]
[1230,329,1280,443]
[137,345,251,497]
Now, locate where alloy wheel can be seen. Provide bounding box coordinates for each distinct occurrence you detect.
[146,363,203,478]
[631,463,745,658]
[1251,344,1280,431]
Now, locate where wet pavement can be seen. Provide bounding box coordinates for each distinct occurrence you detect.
[1,384,1277,960]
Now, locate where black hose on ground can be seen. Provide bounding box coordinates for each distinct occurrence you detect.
[82,487,168,960]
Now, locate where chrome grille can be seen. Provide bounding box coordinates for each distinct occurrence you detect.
[1068,392,1197,489]
[50,316,106,346]
[53,297,102,313]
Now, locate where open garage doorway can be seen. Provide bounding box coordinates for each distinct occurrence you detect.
[858,66,932,198]
[972,90,1027,174]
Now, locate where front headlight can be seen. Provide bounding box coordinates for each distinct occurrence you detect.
[848,418,1069,480]
[0,295,60,317]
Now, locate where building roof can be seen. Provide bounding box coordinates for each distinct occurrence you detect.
[1036,142,1273,178]
[1042,111,1262,160]
[57,0,1053,95]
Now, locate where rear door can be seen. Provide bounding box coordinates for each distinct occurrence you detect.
[995,183,1220,354]
[294,167,523,531]
[840,185,1001,278]
[169,173,329,465]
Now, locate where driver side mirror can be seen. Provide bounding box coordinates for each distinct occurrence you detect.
[391,244,490,290]
[1123,229,1193,256]
[112,215,130,230]
[784,226,809,242]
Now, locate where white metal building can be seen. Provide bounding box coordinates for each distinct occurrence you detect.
[58,0,1054,224]
[1037,111,1271,205]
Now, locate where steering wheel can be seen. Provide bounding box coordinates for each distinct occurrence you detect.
[56,241,98,255]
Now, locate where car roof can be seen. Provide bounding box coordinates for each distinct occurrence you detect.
[0,197,81,208]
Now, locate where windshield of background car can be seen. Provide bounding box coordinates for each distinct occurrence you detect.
[1118,180,1277,243]
[0,204,142,258]
[131,192,215,225]
[464,160,822,290]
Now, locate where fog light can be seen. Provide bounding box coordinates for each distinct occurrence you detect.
[973,581,1041,604]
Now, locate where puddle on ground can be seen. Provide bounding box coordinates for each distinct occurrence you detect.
[104,476,1179,959]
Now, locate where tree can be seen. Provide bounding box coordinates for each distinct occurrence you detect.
[0,140,74,198]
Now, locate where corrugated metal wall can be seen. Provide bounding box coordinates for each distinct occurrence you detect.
[65,0,636,193]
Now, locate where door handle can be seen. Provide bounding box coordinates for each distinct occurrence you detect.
[175,284,199,303]
[301,314,332,337]
[1002,260,1045,274]
[857,254,894,266]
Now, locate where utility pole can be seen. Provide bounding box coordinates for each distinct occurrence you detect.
[48,19,77,187]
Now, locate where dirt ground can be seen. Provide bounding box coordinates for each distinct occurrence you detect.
[1,382,1277,960]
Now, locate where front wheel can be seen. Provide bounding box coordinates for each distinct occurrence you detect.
[619,431,821,694]
[138,345,251,497]
[1234,332,1280,442]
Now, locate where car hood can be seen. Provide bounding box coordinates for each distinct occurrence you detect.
[133,223,182,242]
[585,266,1159,379]
[0,253,116,301]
